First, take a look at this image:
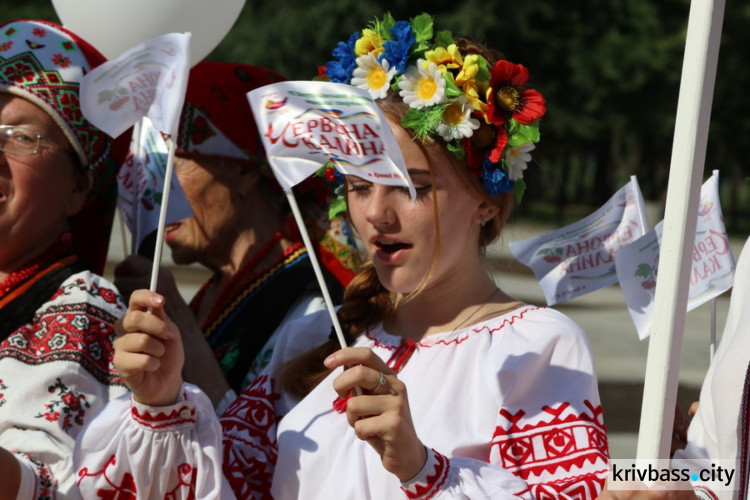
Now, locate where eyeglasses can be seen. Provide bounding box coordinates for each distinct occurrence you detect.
[0,125,69,156]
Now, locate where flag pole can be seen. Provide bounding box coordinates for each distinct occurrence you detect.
[708,170,720,363]
[635,0,726,460]
[148,137,175,293]
[285,190,347,349]
[124,118,143,255]
[285,190,361,395]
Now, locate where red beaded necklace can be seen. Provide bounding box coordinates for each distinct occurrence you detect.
[191,230,285,329]
[0,232,75,299]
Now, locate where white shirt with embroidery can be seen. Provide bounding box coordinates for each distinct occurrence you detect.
[75,305,609,499]
[0,271,128,500]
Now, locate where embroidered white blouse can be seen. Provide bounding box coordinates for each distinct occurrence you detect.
[0,271,128,499]
[75,305,609,499]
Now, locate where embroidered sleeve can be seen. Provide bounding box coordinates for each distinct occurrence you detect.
[401,311,610,499]
[487,313,610,499]
[1,272,129,499]
[219,374,281,500]
[74,309,328,500]
[491,400,609,498]
[74,385,234,499]
[400,448,531,499]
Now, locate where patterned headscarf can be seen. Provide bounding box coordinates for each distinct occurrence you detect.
[175,62,360,285]
[0,19,111,169]
[0,19,127,275]
[176,61,285,162]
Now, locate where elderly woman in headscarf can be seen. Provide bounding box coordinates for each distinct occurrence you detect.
[0,19,129,499]
[113,61,359,414]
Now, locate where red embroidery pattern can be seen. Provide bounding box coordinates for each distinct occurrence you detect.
[51,53,70,68]
[0,379,6,407]
[493,400,608,499]
[78,456,136,499]
[220,374,280,500]
[0,278,124,386]
[401,449,450,500]
[131,400,196,430]
[530,474,608,499]
[78,455,197,499]
[364,306,543,352]
[18,454,56,500]
[35,378,90,432]
[166,463,198,500]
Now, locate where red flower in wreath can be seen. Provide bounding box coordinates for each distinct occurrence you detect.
[462,120,508,169]
[486,60,546,125]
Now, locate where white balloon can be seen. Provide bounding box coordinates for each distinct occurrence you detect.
[52,0,246,67]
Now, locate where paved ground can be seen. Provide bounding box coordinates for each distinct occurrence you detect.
[104,215,746,459]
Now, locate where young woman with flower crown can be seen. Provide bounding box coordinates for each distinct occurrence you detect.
[75,13,609,499]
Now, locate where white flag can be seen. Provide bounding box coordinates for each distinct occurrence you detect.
[616,171,735,339]
[247,81,415,197]
[509,177,649,305]
[80,32,191,138]
[117,118,193,254]
[613,227,661,339]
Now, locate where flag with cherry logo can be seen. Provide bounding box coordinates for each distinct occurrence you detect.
[615,171,735,339]
[509,177,649,305]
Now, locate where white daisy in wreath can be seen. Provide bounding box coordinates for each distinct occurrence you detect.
[398,59,446,109]
[437,96,479,141]
[351,53,397,99]
[505,143,535,180]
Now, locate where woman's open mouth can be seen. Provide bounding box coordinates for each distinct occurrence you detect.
[373,238,412,263]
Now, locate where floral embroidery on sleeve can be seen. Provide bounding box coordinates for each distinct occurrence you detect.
[35,378,90,432]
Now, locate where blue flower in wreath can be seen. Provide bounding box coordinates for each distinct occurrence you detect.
[383,21,415,73]
[326,32,361,83]
[481,160,514,195]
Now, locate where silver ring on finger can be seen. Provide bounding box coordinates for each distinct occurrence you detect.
[376,371,386,388]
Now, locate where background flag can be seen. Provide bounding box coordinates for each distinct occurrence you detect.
[509,177,649,305]
[117,118,193,254]
[616,171,735,339]
[80,32,191,138]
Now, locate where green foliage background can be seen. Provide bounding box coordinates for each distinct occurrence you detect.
[3,0,749,231]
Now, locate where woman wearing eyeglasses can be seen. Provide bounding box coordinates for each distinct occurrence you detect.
[0,20,129,499]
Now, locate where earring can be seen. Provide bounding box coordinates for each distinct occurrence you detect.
[479,214,485,226]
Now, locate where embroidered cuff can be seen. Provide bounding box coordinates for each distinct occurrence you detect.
[130,388,196,431]
[400,448,450,499]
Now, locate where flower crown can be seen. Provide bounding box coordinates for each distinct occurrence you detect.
[317,12,546,203]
